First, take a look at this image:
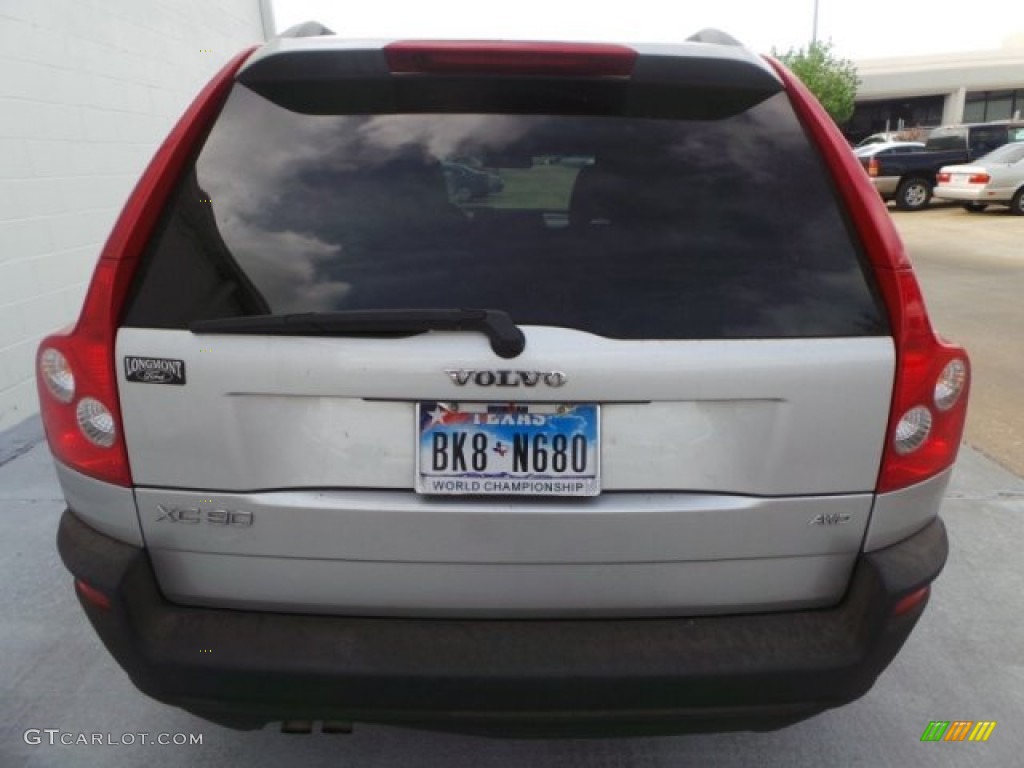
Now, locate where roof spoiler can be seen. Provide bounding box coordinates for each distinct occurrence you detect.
[238,33,781,118]
[278,21,335,38]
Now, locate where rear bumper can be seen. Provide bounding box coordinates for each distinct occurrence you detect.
[58,509,947,736]
[933,187,995,203]
[871,176,900,197]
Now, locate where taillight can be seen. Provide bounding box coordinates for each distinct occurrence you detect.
[874,269,970,492]
[936,171,951,183]
[37,336,130,486]
[968,173,990,184]
[765,58,970,494]
[34,47,256,487]
[384,41,637,77]
[867,157,879,177]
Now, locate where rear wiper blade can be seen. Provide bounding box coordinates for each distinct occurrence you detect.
[190,308,527,359]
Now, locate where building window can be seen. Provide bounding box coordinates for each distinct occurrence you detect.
[964,95,987,123]
[964,89,1024,122]
[844,95,945,142]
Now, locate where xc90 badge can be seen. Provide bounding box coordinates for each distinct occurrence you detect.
[156,505,253,527]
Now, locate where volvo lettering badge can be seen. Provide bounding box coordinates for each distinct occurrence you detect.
[445,369,567,387]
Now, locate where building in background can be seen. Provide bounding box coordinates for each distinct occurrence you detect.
[847,35,1024,142]
[0,1,270,430]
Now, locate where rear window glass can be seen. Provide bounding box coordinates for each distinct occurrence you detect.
[969,125,1012,155]
[124,85,886,339]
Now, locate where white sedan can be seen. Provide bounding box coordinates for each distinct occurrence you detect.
[934,141,1024,215]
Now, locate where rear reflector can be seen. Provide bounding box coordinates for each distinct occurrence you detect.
[75,579,112,611]
[892,586,930,616]
[384,41,637,77]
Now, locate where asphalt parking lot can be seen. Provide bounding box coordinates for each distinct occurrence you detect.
[2,206,1023,767]
[890,204,1024,476]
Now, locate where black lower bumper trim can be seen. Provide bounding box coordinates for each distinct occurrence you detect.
[57,510,947,735]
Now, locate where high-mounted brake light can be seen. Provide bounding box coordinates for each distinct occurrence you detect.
[767,57,970,494]
[384,41,637,77]
[35,47,256,487]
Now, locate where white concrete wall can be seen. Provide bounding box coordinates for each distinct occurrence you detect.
[0,0,268,430]
[856,47,1024,101]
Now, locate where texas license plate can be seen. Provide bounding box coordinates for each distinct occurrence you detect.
[415,402,600,496]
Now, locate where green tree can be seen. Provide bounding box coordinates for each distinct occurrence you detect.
[773,40,859,124]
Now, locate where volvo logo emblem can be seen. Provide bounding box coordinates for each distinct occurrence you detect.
[445,369,567,387]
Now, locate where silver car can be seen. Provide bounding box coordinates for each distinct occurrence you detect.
[38,24,970,737]
[934,141,1024,214]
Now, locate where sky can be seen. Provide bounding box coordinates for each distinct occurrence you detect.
[270,0,1024,61]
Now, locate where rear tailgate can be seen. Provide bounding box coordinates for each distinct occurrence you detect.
[119,331,890,496]
[117,41,894,617]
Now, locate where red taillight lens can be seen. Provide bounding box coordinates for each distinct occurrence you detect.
[34,47,256,487]
[384,41,637,77]
[37,335,131,487]
[968,173,990,184]
[867,157,879,177]
[936,172,951,183]
[874,270,970,493]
